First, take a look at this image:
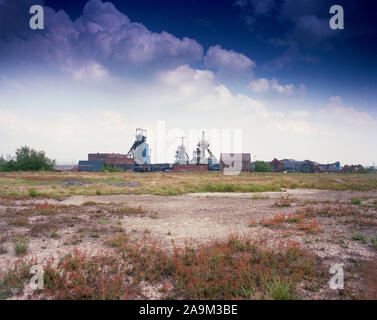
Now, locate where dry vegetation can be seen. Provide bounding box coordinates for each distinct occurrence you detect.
[0,171,376,300]
[0,171,376,198]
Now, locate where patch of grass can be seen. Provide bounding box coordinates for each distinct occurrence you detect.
[30,223,51,237]
[82,201,97,206]
[0,243,7,255]
[90,233,99,238]
[274,197,292,207]
[351,233,367,243]
[267,277,295,300]
[50,230,58,238]
[110,205,148,217]
[351,198,362,205]
[95,190,102,195]
[8,216,29,227]
[13,237,29,256]
[105,233,128,248]
[298,221,320,234]
[42,249,137,299]
[35,202,60,215]
[28,188,38,197]
[251,193,269,200]
[0,259,35,298]
[370,237,377,250]
[98,218,108,225]
[285,214,303,223]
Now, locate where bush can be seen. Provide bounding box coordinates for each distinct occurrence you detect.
[28,189,38,197]
[0,146,55,172]
[254,161,272,172]
[100,164,124,173]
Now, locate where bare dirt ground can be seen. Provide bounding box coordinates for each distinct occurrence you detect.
[1,188,376,299]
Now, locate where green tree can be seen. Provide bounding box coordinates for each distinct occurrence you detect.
[0,146,55,171]
[254,161,272,172]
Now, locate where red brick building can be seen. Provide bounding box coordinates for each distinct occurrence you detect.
[270,158,284,172]
[88,153,134,166]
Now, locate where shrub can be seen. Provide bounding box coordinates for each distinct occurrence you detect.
[254,161,272,172]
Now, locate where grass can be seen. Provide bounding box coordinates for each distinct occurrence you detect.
[251,193,269,200]
[267,277,295,300]
[351,198,362,205]
[28,188,38,197]
[1,172,376,198]
[35,202,60,215]
[351,233,367,243]
[371,237,377,250]
[8,216,29,227]
[0,243,7,255]
[13,237,29,256]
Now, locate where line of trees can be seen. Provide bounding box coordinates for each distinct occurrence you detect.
[0,146,55,172]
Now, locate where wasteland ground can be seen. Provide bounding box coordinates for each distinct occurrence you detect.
[0,172,376,300]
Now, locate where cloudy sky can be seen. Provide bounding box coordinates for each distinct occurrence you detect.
[0,0,376,165]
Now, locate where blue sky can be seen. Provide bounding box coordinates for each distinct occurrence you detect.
[0,0,376,165]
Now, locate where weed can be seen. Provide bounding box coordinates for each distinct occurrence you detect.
[105,233,128,248]
[30,223,51,237]
[35,202,60,215]
[95,190,102,195]
[248,219,256,227]
[370,237,377,250]
[351,198,362,205]
[0,243,7,255]
[8,216,29,227]
[251,193,268,200]
[98,218,108,225]
[274,197,292,207]
[351,233,367,243]
[298,221,320,234]
[13,237,29,256]
[50,230,58,238]
[90,233,99,238]
[82,201,97,206]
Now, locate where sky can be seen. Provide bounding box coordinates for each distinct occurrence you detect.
[0,0,376,165]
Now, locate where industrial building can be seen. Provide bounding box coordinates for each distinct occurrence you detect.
[268,158,340,173]
[76,127,345,174]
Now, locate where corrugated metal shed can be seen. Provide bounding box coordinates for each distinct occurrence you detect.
[78,161,104,172]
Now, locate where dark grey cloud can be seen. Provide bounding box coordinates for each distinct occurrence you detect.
[0,0,203,75]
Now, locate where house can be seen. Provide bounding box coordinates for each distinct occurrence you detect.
[219,153,251,172]
[340,164,365,173]
[270,158,284,172]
